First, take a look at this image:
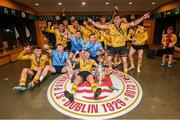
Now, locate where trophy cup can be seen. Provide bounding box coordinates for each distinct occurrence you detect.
[98,63,105,85]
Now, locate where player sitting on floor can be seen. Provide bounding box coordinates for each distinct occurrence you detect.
[38,44,74,83]
[13,46,50,92]
[64,50,102,102]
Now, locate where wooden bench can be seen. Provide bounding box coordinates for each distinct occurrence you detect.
[0,48,23,65]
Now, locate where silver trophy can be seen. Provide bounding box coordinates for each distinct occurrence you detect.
[97,63,105,85]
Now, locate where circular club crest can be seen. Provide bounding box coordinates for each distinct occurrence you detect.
[55,16,60,20]
[47,70,143,120]
[21,12,26,18]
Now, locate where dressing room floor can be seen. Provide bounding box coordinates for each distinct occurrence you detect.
[0,54,180,119]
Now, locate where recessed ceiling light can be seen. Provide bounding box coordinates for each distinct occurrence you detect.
[129,2,133,5]
[82,2,86,5]
[58,2,62,5]
[35,3,39,6]
[152,2,156,5]
[105,2,109,5]
[5,29,10,32]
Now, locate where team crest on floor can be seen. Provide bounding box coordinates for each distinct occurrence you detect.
[47,70,143,120]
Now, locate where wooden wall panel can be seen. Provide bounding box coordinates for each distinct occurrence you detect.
[0,48,23,65]
[0,56,10,65]
[0,0,36,14]
[35,21,47,47]
[143,19,156,46]
[10,52,21,62]
[154,0,180,12]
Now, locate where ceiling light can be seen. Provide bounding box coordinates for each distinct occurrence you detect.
[152,2,156,5]
[129,2,132,5]
[35,3,39,6]
[82,2,86,5]
[105,2,109,5]
[5,29,10,32]
[58,2,62,5]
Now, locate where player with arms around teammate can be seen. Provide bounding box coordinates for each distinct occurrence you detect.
[39,44,74,82]
[88,12,150,74]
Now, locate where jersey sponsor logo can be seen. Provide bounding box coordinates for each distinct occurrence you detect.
[47,70,142,119]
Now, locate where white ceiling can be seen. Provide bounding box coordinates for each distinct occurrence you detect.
[13,0,173,13]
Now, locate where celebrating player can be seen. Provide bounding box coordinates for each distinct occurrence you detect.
[38,44,74,82]
[64,50,101,102]
[13,46,50,92]
[128,25,148,72]
[88,12,150,73]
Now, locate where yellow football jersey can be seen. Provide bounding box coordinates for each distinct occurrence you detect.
[85,24,104,43]
[103,31,112,49]
[162,34,177,47]
[45,26,68,47]
[79,58,97,72]
[68,25,77,34]
[107,23,128,47]
[128,25,148,45]
[18,51,50,71]
[80,26,91,43]
[95,30,104,43]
